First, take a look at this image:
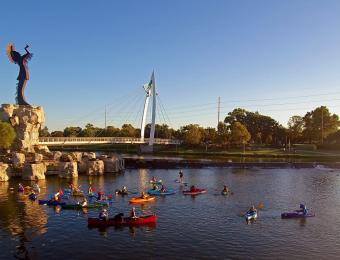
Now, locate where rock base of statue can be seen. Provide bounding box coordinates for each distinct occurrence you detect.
[0,104,45,152]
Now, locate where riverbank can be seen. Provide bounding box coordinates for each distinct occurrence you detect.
[49,144,340,165]
[123,156,340,169]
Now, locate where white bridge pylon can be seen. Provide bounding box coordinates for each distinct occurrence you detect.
[141,71,156,146]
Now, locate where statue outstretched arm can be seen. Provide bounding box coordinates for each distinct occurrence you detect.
[23,45,33,61]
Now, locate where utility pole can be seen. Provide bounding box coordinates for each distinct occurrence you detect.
[217,96,221,128]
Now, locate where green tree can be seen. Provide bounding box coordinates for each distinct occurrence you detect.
[224,108,281,145]
[144,124,174,139]
[119,124,138,137]
[303,106,340,144]
[80,123,100,137]
[102,126,120,137]
[0,121,16,150]
[288,116,304,143]
[64,126,82,137]
[180,124,204,145]
[50,131,64,137]
[203,127,217,144]
[39,126,50,137]
[230,122,251,153]
[216,122,229,146]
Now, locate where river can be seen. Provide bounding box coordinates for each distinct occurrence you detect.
[1,166,340,259]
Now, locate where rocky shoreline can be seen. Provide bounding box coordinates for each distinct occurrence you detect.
[0,104,125,182]
[0,151,124,181]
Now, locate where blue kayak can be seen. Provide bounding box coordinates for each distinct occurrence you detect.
[148,188,176,196]
[245,211,257,221]
[39,200,66,206]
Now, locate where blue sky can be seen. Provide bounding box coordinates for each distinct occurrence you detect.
[1,0,340,131]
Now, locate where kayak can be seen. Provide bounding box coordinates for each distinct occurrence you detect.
[281,212,315,219]
[129,196,156,204]
[115,190,129,196]
[149,180,162,185]
[183,189,207,195]
[148,188,176,196]
[88,193,97,198]
[61,204,104,210]
[38,200,66,206]
[245,211,257,221]
[221,191,230,196]
[72,191,85,197]
[94,200,110,205]
[88,215,158,227]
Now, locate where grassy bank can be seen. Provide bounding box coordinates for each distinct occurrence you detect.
[48,144,340,161]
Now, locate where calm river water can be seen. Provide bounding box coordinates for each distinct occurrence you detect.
[1,167,340,259]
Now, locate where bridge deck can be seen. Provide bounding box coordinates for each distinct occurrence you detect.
[38,137,180,146]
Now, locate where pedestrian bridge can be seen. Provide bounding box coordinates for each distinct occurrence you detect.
[38,137,181,146]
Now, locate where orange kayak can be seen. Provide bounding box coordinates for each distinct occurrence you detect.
[129,196,156,204]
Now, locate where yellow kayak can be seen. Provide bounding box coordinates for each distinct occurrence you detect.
[129,196,156,204]
[72,191,85,197]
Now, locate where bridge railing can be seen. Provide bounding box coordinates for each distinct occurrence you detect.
[38,137,181,145]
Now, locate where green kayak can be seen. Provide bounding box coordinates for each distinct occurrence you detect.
[61,204,104,210]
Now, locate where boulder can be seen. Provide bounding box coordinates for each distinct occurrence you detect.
[33,153,44,163]
[35,145,50,154]
[53,151,62,161]
[86,152,96,160]
[22,163,46,180]
[58,162,78,178]
[70,152,82,162]
[78,157,89,174]
[103,156,124,173]
[0,163,10,181]
[60,153,73,162]
[86,160,104,175]
[0,104,45,152]
[12,152,25,167]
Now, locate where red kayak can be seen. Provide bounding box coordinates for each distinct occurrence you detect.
[88,215,158,227]
[183,189,207,195]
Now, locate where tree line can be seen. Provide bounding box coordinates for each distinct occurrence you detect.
[40,105,340,148]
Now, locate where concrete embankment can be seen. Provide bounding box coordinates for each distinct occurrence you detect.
[124,157,340,169]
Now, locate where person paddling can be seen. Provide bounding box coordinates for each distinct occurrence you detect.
[130,207,138,219]
[88,185,94,195]
[81,197,88,207]
[297,204,308,215]
[190,185,196,192]
[222,185,229,193]
[99,208,108,221]
[248,205,257,214]
[18,183,24,192]
[140,191,148,199]
[33,182,40,193]
[122,186,128,194]
[160,185,166,193]
[179,170,184,183]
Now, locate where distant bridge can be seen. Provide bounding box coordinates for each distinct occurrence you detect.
[38,137,181,146]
